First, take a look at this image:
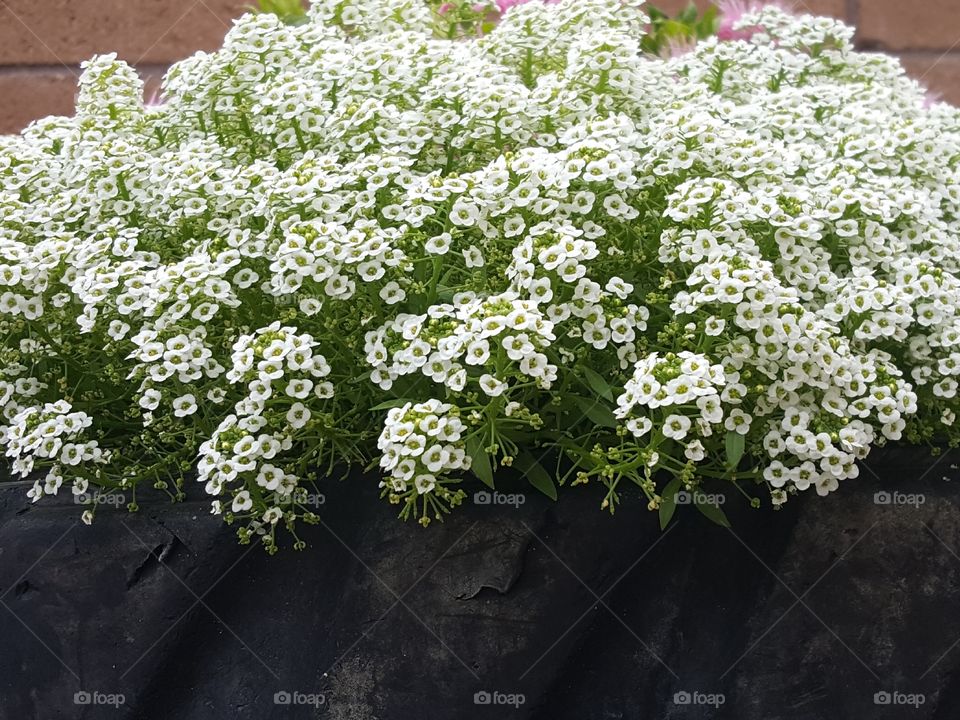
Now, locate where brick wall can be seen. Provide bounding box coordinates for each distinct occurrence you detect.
[0,0,249,133]
[1,0,959,134]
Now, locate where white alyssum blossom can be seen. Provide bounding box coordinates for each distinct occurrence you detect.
[1,0,958,541]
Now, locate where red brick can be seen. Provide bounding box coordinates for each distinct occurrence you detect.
[857,0,960,50]
[0,68,77,134]
[0,0,249,66]
[0,66,165,135]
[899,52,960,107]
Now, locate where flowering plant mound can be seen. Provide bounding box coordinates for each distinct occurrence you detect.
[2,0,959,550]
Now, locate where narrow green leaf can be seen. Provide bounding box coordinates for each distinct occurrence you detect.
[660,19,690,39]
[557,437,596,469]
[514,452,558,501]
[725,430,745,470]
[369,398,411,412]
[678,3,698,25]
[573,396,618,429]
[659,476,684,530]
[465,435,495,489]
[697,5,720,37]
[694,494,731,527]
[582,366,614,402]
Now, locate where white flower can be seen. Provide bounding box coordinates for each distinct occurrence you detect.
[626,417,653,438]
[414,474,436,494]
[463,246,485,268]
[172,394,198,417]
[232,490,253,512]
[479,374,507,397]
[681,440,703,462]
[425,233,452,255]
[379,281,406,305]
[663,414,692,440]
[262,507,283,524]
[285,378,313,399]
[256,464,283,490]
[139,389,161,411]
[286,402,311,429]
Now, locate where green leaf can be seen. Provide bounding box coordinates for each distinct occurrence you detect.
[514,452,558,501]
[660,19,690,39]
[659,476,684,530]
[255,0,306,20]
[697,5,720,37]
[725,431,745,470]
[582,366,614,402]
[678,2,698,25]
[573,396,618,429]
[557,437,595,468]
[369,398,411,412]
[435,285,455,303]
[694,494,731,527]
[465,435,495,489]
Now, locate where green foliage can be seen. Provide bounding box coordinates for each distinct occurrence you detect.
[0,0,953,552]
[254,0,308,25]
[641,2,720,55]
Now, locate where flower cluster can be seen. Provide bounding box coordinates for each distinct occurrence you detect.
[1,0,959,547]
[2,402,106,504]
[195,324,337,548]
[365,292,559,395]
[617,351,728,444]
[378,399,469,523]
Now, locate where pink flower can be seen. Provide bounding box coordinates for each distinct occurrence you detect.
[716,0,787,42]
[922,89,942,109]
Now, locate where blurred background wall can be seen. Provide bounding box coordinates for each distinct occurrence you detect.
[1,0,958,134]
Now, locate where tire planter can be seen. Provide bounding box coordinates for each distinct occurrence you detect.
[1,444,959,719]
